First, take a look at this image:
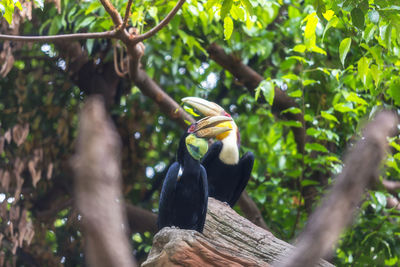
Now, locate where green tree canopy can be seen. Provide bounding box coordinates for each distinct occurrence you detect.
[1,0,400,266]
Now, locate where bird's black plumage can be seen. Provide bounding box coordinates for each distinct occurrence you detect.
[157,132,208,233]
[202,141,254,207]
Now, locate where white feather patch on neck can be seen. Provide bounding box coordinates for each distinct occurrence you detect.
[218,131,239,165]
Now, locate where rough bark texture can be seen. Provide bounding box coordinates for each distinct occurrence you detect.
[142,198,333,267]
[72,96,136,267]
[279,111,398,267]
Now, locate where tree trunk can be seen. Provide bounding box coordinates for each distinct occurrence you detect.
[142,198,333,267]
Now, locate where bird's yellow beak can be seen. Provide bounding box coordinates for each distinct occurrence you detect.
[191,116,232,138]
[182,97,226,116]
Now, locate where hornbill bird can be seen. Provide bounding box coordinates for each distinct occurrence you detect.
[158,115,233,233]
[182,97,254,207]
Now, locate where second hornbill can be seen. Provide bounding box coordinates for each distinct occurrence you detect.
[158,115,232,233]
[182,97,254,207]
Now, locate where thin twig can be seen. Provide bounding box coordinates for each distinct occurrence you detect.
[0,31,117,42]
[134,0,186,42]
[122,0,134,29]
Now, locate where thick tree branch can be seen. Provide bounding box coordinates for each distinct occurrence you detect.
[99,0,123,26]
[125,204,157,233]
[131,66,195,128]
[207,42,305,154]
[279,111,398,267]
[0,31,117,42]
[72,96,136,267]
[134,0,186,43]
[143,198,333,266]
[382,179,400,193]
[237,190,270,230]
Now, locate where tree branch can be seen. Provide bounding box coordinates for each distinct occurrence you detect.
[382,179,400,193]
[72,96,137,267]
[134,0,186,43]
[122,0,134,29]
[0,31,117,42]
[237,190,270,230]
[99,0,123,26]
[143,198,333,266]
[279,111,398,267]
[125,204,157,233]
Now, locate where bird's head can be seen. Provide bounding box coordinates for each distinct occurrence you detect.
[182,97,240,146]
[180,115,233,161]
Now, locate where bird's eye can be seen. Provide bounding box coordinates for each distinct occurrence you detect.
[188,124,196,133]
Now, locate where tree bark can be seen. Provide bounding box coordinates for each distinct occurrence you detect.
[72,96,136,267]
[142,198,333,267]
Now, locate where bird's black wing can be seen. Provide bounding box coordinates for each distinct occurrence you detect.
[228,151,254,207]
[157,162,179,230]
[201,141,223,166]
[198,165,209,232]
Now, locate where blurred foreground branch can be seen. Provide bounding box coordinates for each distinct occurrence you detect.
[72,96,136,267]
[279,111,398,267]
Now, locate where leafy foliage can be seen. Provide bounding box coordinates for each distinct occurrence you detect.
[1,0,400,266]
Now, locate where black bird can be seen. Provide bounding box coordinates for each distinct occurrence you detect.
[182,97,254,207]
[157,116,233,232]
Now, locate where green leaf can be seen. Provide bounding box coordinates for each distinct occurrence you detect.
[148,6,158,20]
[305,143,329,153]
[205,0,218,10]
[223,16,233,40]
[388,79,400,106]
[306,127,320,136]
[344,92,368,105]
[374,191,387,208]
[321,111,339,123]
[351,7,365,29]
[14,1,22,11]
[256,80,275,106]
[301,179,320,186]
[303,79,318,86]
[49,16,62,35]
[363,24,377,43]
[322,16,339,41]
[380,5,400,11]
[293,44,306,53]
[385,256,398,266]
[280,120,303,128]
[313,0,326,19]
[220,0,233,19]
[282,74,299,80]
[303,13,318,49]
[85,1,102,15]
[281,107,302,115]
[357,56,370,85]
[4,1,14,24]
[339,38,351,67]
[240,0,254,17]
[34,0,44,10]
[230,5,244,21]
[334,103,354,113]
[288,89,302,97]
[368,10,379,24]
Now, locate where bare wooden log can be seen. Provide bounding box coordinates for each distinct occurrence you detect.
[278,111,398,267]
[72,95,136,267]
[142,198,333,267]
